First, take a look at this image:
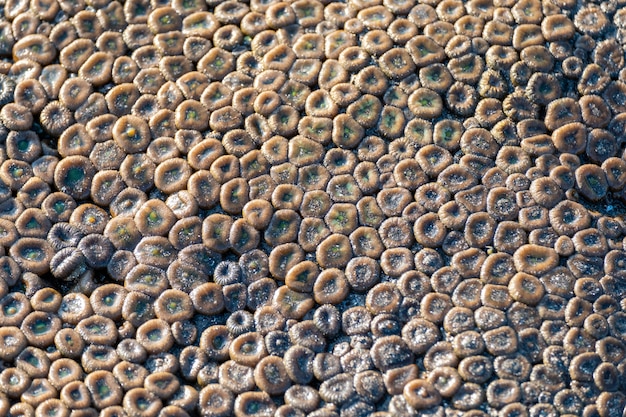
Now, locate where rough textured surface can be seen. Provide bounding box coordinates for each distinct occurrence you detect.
[1,0,626,416]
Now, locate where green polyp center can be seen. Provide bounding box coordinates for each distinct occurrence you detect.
[186,109,197,120]
[420,97,432,107]
[17,139,29,152]
[93,349,109,360]
[315,98,328,109]
[147,210,161,224]
[279,113,290,124]
[10,166,24,178]
[167,299,182,313]
[9,374,20,385]
[246,401,261,413]
[247,159,260,171]
[539,82,552,94]
[237,340,255,355]
[137,397,150,410]
[22,247,43,261]
[25,218,40,229]
[87,323,105,334]
[137,272,158,284]
[277,219,290,233]
[32,318,50,334]
[230,187,241,201]
[180,226,194,237]
[64,334,74,345]
[328,244,342,257]
[70,389,82,400]
[147,328,162,341]
[526,255,545,265]
[417,45,431,57]
[586,175,603,193]
[32,382,48,396]
[66,167,84,184]
[3,300,18,316]
[213,57,224,68]
[103,294,115,306]
[384,113,397,127]
[213,334,226,349]
[97,381,110,397]
[135,300,148,314]
[115,225,130,239]
[296,270,311,283]
[333,211,348,224]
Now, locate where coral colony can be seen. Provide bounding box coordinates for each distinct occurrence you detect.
[2,0,626,416]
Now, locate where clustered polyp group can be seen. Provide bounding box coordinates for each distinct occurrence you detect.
[1,0,626,415]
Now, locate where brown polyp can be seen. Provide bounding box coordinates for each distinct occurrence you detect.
[127,25,161,53]
[95,28,126,54]
[8,237,53,275]
[422,20,453,47]
[28,288,61,315]
[252,306,283,336]
[0,326,27,362]
[19,378,58,408]
[409,212,444,249]
[12,348,46,384]
[105,83,140,117]
[462,211,495,248]
[13,80,46,117]
[272,285,314,320]
[377,362,414,397]
[169,385,199,411]
[57,380,93,412]
[365,282,402,315]
[294,164,327,193]
[310,268,348,306]
[0,198,24,223]
[227,219,259,255]
[96,31,126,57]
[14,207,51,238]
[195,384,234,417]
[433,0,464,22]
[540,13,575,42]
[138,371,178,401]
[283,386,320,415]
[135,318,173,355]
[477,303,509,330]
[79,343,120,373]
[240,250,269,285]
[196,326,232,365]
[217,360,255,395]
[403,379,441,410]
[0,103,33,133]
[379,215,415,248]
[7,58,40,85]
[167,215,203,250]
[120,387,162,417]
[425,366,462,399]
